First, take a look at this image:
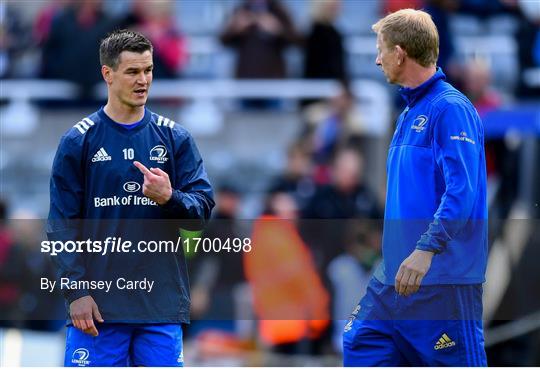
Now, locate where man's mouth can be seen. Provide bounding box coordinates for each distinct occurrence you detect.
[134,88,147,96]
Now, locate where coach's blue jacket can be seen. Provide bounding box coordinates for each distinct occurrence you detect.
[47,107,214,323]
[375,68,488,286]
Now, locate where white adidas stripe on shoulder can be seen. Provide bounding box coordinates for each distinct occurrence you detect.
[155,114,175,129]
[73,117,96,134]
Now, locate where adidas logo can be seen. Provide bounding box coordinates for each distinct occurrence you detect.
[92,148,112,162]
[434,333,456,350]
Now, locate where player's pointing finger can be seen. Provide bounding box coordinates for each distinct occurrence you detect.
[134,161,159,181]
[133,161,150,175]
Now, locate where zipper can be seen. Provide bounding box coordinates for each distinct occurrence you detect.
[394,106,410,145]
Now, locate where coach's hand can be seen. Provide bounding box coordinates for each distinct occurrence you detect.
[134,161,172,205]
[69,295,104,336]
[395,249,434,296]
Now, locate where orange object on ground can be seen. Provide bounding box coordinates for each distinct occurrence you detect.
[244,215,330,345]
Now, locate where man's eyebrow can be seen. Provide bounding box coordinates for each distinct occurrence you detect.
[123,64,153,73]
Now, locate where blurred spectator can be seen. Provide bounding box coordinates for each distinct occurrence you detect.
[40,0,121,98]
[424,0,459,77]
[0,199,21,327]
[268,142,316,209]
[327,221,381,353]
[33,0,72,46]
[459,58,519,221]
[220,0,299,79]
[123,0,187,78]
[383,0,425,14]
[190,184,244,334]
[302,0,347,105]
[9,210,63,332]
[1,203,65,331]
[458,0,515,17]
[0,2,32,78]
[246,191,329,355]
[302,148,382,267]
[461,59,505,180]
[304,147,381,220]
[514,0,540,97]
[302,82,366,178]
[462,59,503,117]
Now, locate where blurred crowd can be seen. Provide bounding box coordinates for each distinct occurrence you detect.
[1,0,539,96]
[1,0,539,366]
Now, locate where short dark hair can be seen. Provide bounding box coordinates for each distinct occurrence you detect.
[99,29,153,70]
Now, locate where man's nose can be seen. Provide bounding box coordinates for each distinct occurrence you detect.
[137,73,147,85]
[375,55,381,66]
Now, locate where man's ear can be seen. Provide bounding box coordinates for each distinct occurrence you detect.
[101,65,113,85]
[395,45,407,65]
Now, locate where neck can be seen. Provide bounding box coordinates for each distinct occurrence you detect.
[399,64,437,89]
[103,100,145,124]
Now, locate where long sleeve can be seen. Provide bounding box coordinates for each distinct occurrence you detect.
[47,134,89,303]
[416,102,484,254]
[161,132,214,222]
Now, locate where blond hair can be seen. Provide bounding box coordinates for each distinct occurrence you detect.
[372,9,439,67]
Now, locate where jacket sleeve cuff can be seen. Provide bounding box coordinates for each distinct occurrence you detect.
[160,190,185,213]
[416,233,445,254]
[64,288,90,305]
[415,243,442,254]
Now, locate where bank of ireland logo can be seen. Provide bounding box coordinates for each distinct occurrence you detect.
[72,348,90,366]
[411,115,428,132]
[123,181,141,193]
[150,145,168,164]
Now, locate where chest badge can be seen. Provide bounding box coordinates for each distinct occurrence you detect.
[149,145,169,164]
[411,115,428,133]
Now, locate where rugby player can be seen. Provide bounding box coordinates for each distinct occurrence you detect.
[47,29,214,367]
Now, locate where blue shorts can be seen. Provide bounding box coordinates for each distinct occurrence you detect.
[65,323,183,367]
[343,277,487,366]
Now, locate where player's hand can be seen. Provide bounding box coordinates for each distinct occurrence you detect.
[133,161,172,205]
[69,295,104,336]
[395,249,434,296]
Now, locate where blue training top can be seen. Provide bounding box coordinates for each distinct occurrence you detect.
[374,68,488,286]
[47,107,214,323]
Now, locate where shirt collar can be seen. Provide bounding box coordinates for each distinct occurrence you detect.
[399,67,446,106]
[98,106,151,133]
